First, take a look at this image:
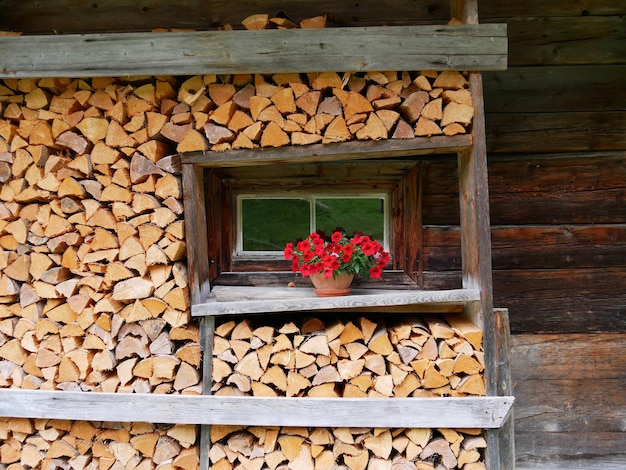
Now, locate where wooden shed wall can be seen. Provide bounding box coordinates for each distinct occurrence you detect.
[479,1,625,467]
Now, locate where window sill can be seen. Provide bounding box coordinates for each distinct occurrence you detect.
[192,286,480,316]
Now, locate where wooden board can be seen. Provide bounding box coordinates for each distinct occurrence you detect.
[193,286,481,316]
[0,24,507,78]
[421,152,626,225]
[182,135,472,168]
[480,0,626,17]
[484,65,626,113]
[424,269,626,334]
[511,333,626,467]
[486,111,626,154]
[423,225,626,271]
[0,0,453,33]
[0,389,514,428]
[501,16,625,67]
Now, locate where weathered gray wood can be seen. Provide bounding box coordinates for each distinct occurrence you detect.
[0,0,453,33]
[182,164,211,305]
[503,16,625,67]
[510,333,626,466]
[424,225,626,271]
[486,308,515,470]
[199,316,215,470]
[422,152,626,226]
[516,458,626,470]
[182,135,473,168]
[192,286,481,315]
[484,65,626,113]
[0,389,513,428]
[486,111,626,154]
[480,0,626,17]
[456,73,493,331]
[0,24,507,78]
[422,268,626,334]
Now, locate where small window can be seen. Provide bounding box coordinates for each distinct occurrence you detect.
[237,194,389,255]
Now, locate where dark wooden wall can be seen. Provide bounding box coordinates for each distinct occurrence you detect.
[1,0,624,467]
[479,1,626,467]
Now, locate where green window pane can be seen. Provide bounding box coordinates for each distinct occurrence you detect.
[241,198,310,251]
[316,197,385,241]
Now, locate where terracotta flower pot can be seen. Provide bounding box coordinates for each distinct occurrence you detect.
[309,272,354,297]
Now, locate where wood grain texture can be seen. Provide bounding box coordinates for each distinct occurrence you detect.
[182,135,472,167]
[0,389,514,428]
[484,65,626,114]
[0,0,453,33]
[501,16,625,67]
[424,225,626,271]
[480,0,626,18]
[486,111,626,154]
[511,333,626,466]
[192,286,481,316]
[0,24,507,78]
[422,152,626,226]
[423,268,626,334]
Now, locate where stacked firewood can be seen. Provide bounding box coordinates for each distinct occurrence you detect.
[209,425,487,470]
[174,69,473,154]
[0,417,199,469]
[212,315,485,398]
[210,315,486,469]
[0,74,200,395]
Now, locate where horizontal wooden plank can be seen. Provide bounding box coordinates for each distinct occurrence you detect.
[214,270,419,289]
[0,389,514,428]
[481,1,626,18]
[193,286,481,316]
[511,333,626,381]
[0,24,507,78]
[484,65,626,113]
[423,225,626,271]
[183,135,472,168]
[516,458,626,470]
[502,16,625,67]
[0,0,452,34]
[422,152,626,225]
[486,111,626,154]
[423,269,626,334]
[514,378,626,433]
[510,333,626,466]
[515,431,626,461]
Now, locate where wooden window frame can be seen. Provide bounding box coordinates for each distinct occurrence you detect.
[194,158,422,290]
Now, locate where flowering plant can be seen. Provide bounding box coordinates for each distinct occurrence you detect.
[284,229,390,280]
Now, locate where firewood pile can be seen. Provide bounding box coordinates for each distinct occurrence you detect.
[0,418,199,469]
[209,424,487,470]
[209,315,486,469]
[174,68,473,154]
[213,315,484,398]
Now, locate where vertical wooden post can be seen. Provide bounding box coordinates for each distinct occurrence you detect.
[182,164,211,305]
[451,1,515,468]
[181,163,212,470]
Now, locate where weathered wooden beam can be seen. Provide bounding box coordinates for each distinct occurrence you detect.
[0,389,514,428]
[0,24,507,78]
[192,286,481,316]
[181,135,473,167]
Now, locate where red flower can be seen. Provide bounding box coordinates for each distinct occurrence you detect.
[362,241,376,256]
[284,242,294,260]
[286,230,389,281]
[297,239,311,252]
[369,266,382,279]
